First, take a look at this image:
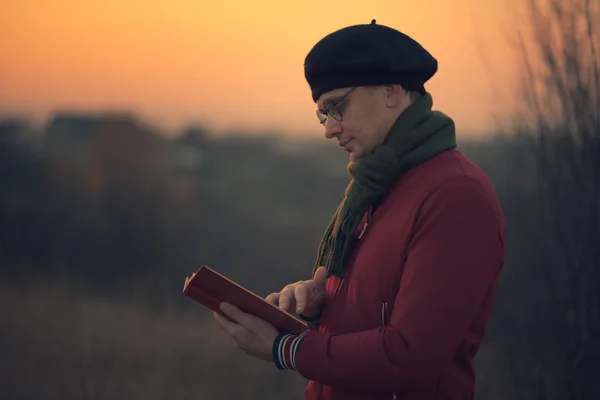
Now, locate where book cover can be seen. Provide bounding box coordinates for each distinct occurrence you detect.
[183,265,310,335]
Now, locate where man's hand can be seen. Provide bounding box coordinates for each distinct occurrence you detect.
[265,266,328,317]
[213,303,278,362]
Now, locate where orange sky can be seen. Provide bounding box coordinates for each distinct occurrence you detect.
[1,0,519,139]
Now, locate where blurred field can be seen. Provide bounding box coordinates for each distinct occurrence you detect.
[0,281,308,400]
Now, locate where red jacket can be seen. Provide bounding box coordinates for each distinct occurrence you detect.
[292,149,506,400]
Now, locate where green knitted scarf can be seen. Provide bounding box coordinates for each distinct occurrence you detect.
[314,92,457,278]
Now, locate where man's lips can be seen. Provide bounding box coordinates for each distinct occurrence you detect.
[338,139,352,150]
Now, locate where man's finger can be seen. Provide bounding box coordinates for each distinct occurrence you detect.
[265,293,279,305]
[294,284,309,314]
[278,286,293,311]
[221,302,264,333]
[215,309,254,340]
[313,266,328,289]
[229,326,250,346]
[220,302,243,321]
[214,311,239,335]
[216,317,250,349]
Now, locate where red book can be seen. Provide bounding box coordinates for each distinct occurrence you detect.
[183,265,310,335]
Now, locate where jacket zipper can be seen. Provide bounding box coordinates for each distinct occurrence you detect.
[382,302,397,400]
[316,209,369,400]
[333,275,346,299]
[317,274,345,400]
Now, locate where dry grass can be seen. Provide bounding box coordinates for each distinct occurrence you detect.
[0,281,307,400]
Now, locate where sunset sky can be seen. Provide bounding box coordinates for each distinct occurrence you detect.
[1,0,520,140]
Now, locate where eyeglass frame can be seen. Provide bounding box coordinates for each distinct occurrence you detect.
[316,87,357,126]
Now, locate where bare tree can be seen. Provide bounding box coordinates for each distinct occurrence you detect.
[509,0,600,398]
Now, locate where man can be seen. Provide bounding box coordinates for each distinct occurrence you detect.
[214,19,506,400]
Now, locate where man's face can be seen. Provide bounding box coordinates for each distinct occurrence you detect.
[316,86,403,162]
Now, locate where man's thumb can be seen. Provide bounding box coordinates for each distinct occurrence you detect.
[313,266,328,288]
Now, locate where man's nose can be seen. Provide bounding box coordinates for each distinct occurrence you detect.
[324,118,342,139]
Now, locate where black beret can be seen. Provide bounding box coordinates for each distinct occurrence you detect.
[304,19,438,102]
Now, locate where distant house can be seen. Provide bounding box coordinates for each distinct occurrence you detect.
[43,112,170,162]
[0,118,38,149]
[43,114,101,166]
[42,112,169,198]
[168,126,208,172]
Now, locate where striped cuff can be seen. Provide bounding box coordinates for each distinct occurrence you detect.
[272,333,305,370]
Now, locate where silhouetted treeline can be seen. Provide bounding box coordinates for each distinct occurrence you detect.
[0,115,353,300]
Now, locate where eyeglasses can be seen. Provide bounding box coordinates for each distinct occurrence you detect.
[316,87,357,125]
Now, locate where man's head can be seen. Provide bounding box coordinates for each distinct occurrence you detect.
[304,20,437,162]
[316,84,421,162]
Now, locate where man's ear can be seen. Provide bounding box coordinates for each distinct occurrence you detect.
[383,85,406,107]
